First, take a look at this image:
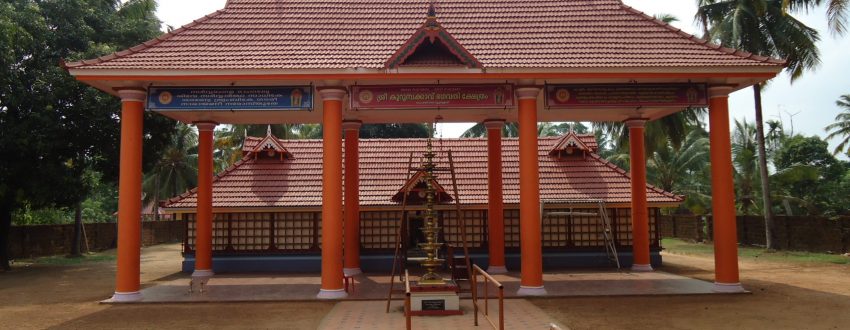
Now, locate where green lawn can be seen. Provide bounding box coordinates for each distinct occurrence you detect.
[661,238,850,265]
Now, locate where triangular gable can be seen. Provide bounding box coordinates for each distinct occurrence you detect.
[248,126,291,160]
[385,4,481,69]
[549,131,592,156]
[391,170,453,203]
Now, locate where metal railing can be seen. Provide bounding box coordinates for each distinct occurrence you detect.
[471,264,504,330]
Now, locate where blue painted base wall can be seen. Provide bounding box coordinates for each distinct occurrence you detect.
[182,252,662,273]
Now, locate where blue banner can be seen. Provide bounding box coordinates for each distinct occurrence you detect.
[147,86,313,111]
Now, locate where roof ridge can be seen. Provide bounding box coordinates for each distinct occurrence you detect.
[63,8,229,69]
[616,3,787,66]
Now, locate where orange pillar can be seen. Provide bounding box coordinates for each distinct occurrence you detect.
[343,120,362,276]
[317,87,347,299]
[484,119,507,274]
[626,119,653,272]
[516,87,546,296]
[111,89,146,302]
[708,86,745,293]
[193,122,217,279]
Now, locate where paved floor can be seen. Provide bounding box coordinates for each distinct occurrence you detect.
[112,269,724,303]
[317,299,567,330]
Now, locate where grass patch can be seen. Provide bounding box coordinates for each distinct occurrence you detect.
[28,252,115,265]
[662,238,850,265]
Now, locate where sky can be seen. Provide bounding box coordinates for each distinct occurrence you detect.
[156,0,849,155]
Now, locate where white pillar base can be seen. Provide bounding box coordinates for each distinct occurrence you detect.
[110,291,142,302]
[317,288,348,300]
[517,285,547,296]
[191,269,214,278]
[486,265,508,274]
[343,268,362,276]
[631,264,654,272]
[712,282,746,293]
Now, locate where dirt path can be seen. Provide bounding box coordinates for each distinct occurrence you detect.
[0,244,333,329]
[532,252,850,330]
[2,244,848,329]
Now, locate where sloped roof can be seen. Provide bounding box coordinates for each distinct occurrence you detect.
[64,0,784,70]
[165,135,682,209]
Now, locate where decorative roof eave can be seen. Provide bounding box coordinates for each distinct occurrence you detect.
[391,171,453,203]
[384,5,481,69]
[248,126,292,158]
[549,132,594,155]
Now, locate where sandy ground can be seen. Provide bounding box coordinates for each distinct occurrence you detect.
[0,244,333,329]
[532,252,850,330]
[1,243,848,329]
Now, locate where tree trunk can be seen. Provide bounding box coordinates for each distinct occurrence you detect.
[754,84,777,249]
[0,203,12,271]
[71,200,83,257]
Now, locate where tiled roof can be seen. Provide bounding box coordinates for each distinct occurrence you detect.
[65,0,783,70]
[165,134,682,209]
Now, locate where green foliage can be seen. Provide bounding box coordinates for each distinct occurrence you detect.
[824,94,850,155]
[360,124,430,139]
[771,134,850,215]
[732,120,761,214]
[697,0,821,81]
[783,0,850,35]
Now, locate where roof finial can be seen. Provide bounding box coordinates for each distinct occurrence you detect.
[267,125,272,136]
[426,1,438,28]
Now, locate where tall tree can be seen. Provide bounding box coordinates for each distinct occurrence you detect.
[697,0,821,249]
[731,120,761,215]
[824,94,850,154]
[0,0,173,269]
[784,0,850,35]
[143,122,198,217]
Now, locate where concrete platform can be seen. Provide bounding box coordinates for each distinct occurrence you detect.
[104,269,733,303]
[318,299,567,330]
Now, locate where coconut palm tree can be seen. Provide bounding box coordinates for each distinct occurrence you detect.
[142,123,198,219]
[649,130,710,194]
[825,94,850,154]
[697,0,821,249]
[732,120,761,215]
[784,0,849,35]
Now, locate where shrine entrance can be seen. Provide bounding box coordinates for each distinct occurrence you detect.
[64,0,785,302]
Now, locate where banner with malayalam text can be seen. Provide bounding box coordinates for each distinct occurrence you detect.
[147,86,313,111]
[351,84,514,109]
[545,84,708,108]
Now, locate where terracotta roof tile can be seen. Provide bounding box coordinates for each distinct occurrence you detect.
[165,135,682,209]
[65,0,784,70]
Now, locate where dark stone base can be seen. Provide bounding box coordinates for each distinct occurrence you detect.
[181,251,662,273]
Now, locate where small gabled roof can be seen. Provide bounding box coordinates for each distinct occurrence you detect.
[385,3,480,68]
[247,126,291,158]
[550,131,595,155]
[391,170,454,203]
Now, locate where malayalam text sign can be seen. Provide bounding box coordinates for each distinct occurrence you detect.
[351,84,514,109]
[147,86,313,111]
[545,84,708,108]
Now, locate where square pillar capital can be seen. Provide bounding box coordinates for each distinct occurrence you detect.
[116,88,147,102]
[342,120,363,131]
[318,87,348,101]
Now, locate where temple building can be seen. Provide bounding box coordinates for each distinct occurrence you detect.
[64,0,785,301]
[164,129,682,273]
